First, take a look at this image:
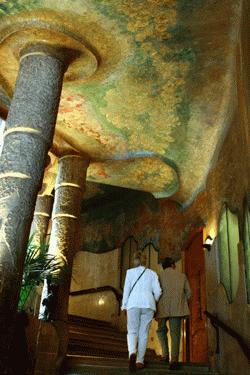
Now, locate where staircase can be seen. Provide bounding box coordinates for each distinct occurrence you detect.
[67,314,129,358]
[64,315,216,375]
[67,314,156,360]
[64,357,215,375]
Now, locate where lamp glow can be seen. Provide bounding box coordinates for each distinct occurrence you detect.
[203,235,214,251]
[98,297,105,306]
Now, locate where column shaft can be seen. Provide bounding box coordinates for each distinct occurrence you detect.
[49,155,89,321]
[26,194,54,314]
[0,52,65,373]
[35,155,88,375]
[30,194,54,246]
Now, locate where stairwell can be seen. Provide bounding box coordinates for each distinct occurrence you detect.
[64,315,217,375]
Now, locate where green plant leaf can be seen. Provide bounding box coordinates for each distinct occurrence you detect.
[18,235,69,310]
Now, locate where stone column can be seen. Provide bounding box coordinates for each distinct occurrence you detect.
[27,194,54,315]
[31,193,54,244]
[35,154,89,375]
[30,194,54,246]
[50,155,89,320]
[0,47,67,374]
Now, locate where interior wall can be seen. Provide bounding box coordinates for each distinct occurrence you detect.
[68,249,121,322]
[73,3,249,369]
[202,0,250,372]
[205,239,249,374]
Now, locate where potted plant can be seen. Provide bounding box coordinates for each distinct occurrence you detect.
[18,236,68,314]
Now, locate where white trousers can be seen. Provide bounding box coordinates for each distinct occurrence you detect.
[127,307,154,363]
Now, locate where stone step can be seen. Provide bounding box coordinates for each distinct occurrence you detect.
[68,338,128,353]
[69,331,127,347]
[68,341,157,360]
[67,347,127,359]
[64,356,215,375]
[68,324,126,340]
[68,315,115,330]
[67,315,156,360]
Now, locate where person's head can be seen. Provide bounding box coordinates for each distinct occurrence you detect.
[161,256,175,270]
[133,251,147,267]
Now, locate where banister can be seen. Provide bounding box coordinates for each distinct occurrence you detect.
[205,310,250,362]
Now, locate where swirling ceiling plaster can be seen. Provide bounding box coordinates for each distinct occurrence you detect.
[0,0,241,204]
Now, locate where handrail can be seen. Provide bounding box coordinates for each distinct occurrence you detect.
[205,311,250,362]
[69,286,123,315]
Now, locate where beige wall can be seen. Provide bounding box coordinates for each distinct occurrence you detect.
[68,249,121,322]
[205,239,250,375]
[202,4,250,371]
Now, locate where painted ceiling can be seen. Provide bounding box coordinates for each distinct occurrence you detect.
[0,0,241,205]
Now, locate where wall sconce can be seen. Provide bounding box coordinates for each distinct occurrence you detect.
[203,235,214,251]
[98,297,105,306]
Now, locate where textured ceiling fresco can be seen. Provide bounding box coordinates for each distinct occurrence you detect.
[0,0,241,205]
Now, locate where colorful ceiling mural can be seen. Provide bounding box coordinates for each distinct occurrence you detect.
[0,0,241,204]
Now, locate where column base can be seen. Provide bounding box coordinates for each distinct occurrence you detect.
[34,320,68,375]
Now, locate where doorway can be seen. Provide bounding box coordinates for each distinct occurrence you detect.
[184,229,208,363]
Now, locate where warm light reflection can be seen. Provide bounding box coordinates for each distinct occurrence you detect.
[41,152,58,196]
[204,217,218,242]
[98,297,105,306]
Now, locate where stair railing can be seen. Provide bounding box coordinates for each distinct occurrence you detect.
[70,286,123,315]
[205,310,250,362]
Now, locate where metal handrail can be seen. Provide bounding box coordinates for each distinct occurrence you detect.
[205,311,250,362]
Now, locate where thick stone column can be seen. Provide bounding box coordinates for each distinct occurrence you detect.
[26,194,54,315]
[50,155,89,320]
[30,194,54,246]
[35,154,89,375]
[0,47,66,373]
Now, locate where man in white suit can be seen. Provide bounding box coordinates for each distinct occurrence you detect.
[156,257,191,370]
[121,251,162,372]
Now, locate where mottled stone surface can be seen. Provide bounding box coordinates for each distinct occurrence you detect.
[0,1,243,202]
[36,155,89,375]
[6,54,65,142]
[48,155,89,320]
[30,194,54,245]
[79,75,249,261]
[0,53,65,373]
[88,156,179,197]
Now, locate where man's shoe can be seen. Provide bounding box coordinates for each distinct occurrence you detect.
[136,362,145,370]
[169,362,180,370]
[129,353,136,372]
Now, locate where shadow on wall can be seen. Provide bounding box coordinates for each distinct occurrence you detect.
[80,186,160,253]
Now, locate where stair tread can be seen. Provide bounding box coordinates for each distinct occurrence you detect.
[67,346,156,360]
[68,315,158,361]
[68,342,128,352]
[68,326,126,338]
[66,316,215,374]
[68,315,114,328]
[68,320,122,329]
[69,330,126,342]
[65,356,214,374]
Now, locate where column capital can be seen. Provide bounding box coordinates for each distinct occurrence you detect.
[0,24,98,91]
[59,153,90,165]
[20,43,79,70]
[54,154,89,200]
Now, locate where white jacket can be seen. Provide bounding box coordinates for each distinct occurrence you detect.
[121,266,162,311]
